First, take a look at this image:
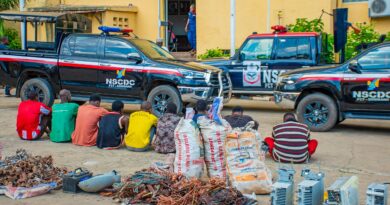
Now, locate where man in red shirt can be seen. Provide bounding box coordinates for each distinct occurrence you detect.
[264,113,318,163]
[16,90,51,140]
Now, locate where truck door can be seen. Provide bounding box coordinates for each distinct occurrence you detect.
[271,37,315,87]
[97,37,144,99]
[342,45,390,113]
[230,38,274,93]
[59,35,100,95]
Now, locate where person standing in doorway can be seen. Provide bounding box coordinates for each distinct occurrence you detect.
[185,3,196,56]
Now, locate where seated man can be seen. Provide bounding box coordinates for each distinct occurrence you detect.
[50,89,79,142]
[16,90,51,140]
[264,113,318,163]
[97,100,129,149]
[192,100,208,123]
[72,94,108,146]
[224,106,259,129]
[153,102,181,154]
[125,101,158,152]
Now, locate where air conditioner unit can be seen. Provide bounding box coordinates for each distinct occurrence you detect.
[297,168,325,205]
[366,183,388,205]
[270,167,296,205]
[325,176,359,205]
[369,0,390,18]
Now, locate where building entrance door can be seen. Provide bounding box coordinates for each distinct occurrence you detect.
[167,0,195,52]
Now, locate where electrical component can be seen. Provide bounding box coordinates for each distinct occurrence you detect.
[366,183,388,205]
[297,168,325,205]
[369,0,390,18]
[270,166,296,205]
[325,176,359,205]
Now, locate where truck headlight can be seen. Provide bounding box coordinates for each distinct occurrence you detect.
[277,76,296,85]
[179,69,210,80]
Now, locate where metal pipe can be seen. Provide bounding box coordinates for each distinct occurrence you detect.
[230,0,236,57]
[218,71,223,97]
[20,0,26,50]
[165,0,169,48]
[23,17,27,49]
[34,21,38,42]
[157,0,161,39]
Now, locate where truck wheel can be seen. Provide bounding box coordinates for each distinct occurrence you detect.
[147,85,182,117]
[296,93,338,132]
[20,78,54,106]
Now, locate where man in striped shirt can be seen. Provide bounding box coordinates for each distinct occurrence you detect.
[264,113,318,163]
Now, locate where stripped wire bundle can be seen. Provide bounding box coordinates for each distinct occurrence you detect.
[112,167,257,205]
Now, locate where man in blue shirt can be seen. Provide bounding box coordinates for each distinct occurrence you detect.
[185,4,196,55]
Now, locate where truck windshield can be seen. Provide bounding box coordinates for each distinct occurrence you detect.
[240,38,273,60]
[130,39,175,60]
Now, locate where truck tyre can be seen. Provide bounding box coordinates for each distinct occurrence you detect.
[147,85,182,117]
[296,93,338,132]
[20,78,54,106]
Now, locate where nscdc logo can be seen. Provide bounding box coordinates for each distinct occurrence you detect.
[116,68,126,79]
[106,68,135,88]
[367,78,380,91]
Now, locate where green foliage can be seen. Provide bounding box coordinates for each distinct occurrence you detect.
[198,48,230,60]
[0,0,19,11]
[0,0,23,49]
[321,34,334,64]
[4,27,21,49]
[288,18,334,63]
[386,32,390,41]
[345,23,380,60]
[288,18,324,33]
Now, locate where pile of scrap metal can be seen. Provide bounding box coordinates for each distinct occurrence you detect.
[0,149,67,199]
[0,149,67,188]
[109,167,257,205]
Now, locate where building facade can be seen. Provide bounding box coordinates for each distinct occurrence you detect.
[22,0,390,54]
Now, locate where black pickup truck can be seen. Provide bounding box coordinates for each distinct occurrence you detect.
[0,30,231,116]
[274,42,390,131]
[205,27,323,98]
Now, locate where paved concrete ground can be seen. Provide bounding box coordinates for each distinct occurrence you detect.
[0,96,389,204]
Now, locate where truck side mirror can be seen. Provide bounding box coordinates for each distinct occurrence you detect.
[348,60,362,74]
[238,52,245,61]
[127,53,142,64]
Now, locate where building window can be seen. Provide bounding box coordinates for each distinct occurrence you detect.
[342,0,367,3]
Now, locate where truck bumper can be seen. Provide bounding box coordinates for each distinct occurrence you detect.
[274,91,301,110]
[178,71,232,104]
[178,86,232,104]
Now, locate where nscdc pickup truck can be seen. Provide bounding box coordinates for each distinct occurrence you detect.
[274,42,390,131]
[205,26,323,98]
[0,26,231,116]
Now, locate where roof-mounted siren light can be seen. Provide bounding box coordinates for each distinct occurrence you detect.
[271,25,287,34]
[98,26,133,34]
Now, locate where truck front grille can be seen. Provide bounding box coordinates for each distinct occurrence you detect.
[210,72,230,87]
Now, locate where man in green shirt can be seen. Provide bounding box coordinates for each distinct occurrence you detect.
[50,89,79,142]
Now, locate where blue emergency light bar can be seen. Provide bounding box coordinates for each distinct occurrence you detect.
[98,26,133,34]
